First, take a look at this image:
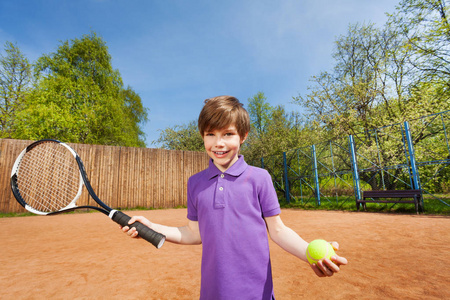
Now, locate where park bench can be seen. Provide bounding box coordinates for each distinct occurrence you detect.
[357,189,422,214]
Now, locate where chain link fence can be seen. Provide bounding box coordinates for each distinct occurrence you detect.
[251,110,450,213]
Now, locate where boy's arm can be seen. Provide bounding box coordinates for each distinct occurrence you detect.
[264,215,309,260]
[122,216,202,245]
[264,215,347,277]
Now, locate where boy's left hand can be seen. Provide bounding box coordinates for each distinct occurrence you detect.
[310,241,348,277]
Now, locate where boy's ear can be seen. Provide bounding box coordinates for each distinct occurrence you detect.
[240,132,249,144]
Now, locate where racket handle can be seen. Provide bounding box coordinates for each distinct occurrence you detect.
[111,211,166,249]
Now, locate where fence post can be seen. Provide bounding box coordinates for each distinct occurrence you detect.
[441,113,450,155]
[283,152,290,204]
[404,121,422,186]
[329,141,339,204]
[404,121,424,211]
[349,135,361,202]
[311,145,321,206]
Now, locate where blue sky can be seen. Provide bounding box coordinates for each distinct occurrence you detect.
[0,0,398,147]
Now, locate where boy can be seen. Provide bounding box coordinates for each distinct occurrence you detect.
[122,96,347,299]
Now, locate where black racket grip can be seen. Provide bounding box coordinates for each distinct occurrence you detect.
[111,211,166,249]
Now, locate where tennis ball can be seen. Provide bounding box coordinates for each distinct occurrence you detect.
[306,239,336,265]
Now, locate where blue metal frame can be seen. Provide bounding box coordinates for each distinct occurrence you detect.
[311,145,321,205]
[404,121,421,190]
[349,135,361,201]
[283,152,290,204]
[250,110,450,212]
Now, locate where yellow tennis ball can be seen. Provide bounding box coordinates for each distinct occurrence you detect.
[306,239,336,265]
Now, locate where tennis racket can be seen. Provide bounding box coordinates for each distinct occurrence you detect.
[10,139,166,249]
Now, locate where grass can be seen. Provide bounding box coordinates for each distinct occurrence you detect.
[0,211,35,218]
[280,194,450,215]
[1,197,448,218]
[0,205,187,218]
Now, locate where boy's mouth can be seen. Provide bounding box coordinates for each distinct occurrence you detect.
[213,150,229,155]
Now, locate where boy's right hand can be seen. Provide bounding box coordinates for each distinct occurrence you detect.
[310,241,348,277]
[120,216,153,239]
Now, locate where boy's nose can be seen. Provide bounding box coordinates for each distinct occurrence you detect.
[215,137,225,146]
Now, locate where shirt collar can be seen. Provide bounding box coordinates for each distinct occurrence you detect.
[207,155,248,179]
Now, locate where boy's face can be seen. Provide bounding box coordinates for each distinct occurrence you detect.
[203,124,248,172]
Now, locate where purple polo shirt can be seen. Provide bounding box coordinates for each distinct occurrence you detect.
[187,156,281,300]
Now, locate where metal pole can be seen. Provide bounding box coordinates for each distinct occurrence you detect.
[401,124,415,189]
[404,121,421,190]
[297,149,304,204]
[312,145,321,206]
[441,113,450,156]
[349,135,361,201]
[404,121,423,211]
[283,152,290,204]
[329,141,338,204]
[374,129,386,190]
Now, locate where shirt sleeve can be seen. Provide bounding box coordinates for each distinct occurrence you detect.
[186,176,198,221]
[258,169,281,217]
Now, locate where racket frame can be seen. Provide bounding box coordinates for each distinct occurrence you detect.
[11,139,83,215]
[10,139,166,248]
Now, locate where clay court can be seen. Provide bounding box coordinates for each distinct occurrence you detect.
[1,208,449,299]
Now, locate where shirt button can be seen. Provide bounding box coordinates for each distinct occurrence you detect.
[220,174,225,178]
[219,187,224,191]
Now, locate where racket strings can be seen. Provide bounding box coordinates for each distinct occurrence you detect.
[16,142,82,213]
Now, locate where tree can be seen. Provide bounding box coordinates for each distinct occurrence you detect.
[387,0,450,117]
[121,86,149,147]
[389,0,450,84]
[244,92,274,159]
[294,22,421,138]
[0,42,32,138]
[259,105,308,155]
[13,32,148,147]
[247,92,272,140]
[156,120,204,151]
[292,20,447,190]
[243,92,312,164]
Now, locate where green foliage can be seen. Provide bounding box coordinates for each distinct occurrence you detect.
[279,195,450,215]
[120,86,149,147]
[0,41,32,138]
[7,32,148,147]
[293,21,415,137]
[247,92,273,142]
[155,91,318,161]
[291,2,450,193]
[156,120,204,151]
[146,1,450,207]
[294,2,450,137]
[388,0,450,84]
[243,92,317,164]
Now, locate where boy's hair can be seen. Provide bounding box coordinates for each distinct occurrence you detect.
[198,95,250,139]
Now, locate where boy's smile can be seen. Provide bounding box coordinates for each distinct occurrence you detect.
[213,150,230,156]
[203,125,247,172]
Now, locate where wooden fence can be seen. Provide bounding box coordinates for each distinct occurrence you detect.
[0,139,209,213]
